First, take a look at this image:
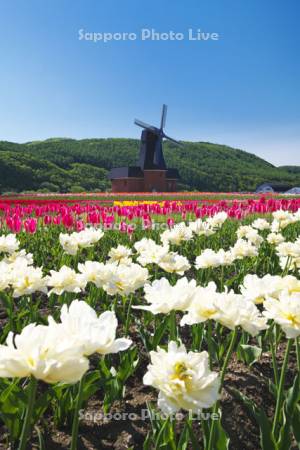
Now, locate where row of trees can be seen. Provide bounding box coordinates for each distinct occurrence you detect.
[0,138,299,193]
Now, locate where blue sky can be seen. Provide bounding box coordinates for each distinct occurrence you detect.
[0,0,299,165]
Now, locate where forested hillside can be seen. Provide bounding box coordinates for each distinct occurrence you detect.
[0,138,299,193]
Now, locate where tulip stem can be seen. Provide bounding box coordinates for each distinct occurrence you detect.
[207,327,238,450]
[270,325,279,387]
[219,327,238,388]
[220,266,224,292]
[125,295,133,335]
[18,376,38,450]
[207,320,213,370]
[296,337,300,373]
[169,311,177,341]
[71,375,85,450]
[272,338,292,439]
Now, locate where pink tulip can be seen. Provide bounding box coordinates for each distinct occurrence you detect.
[24,218,37,234]
[119,221,127,232]
[76,220,85,231]
[44,215,52,225]
[167,218,175,229]
[127,224,135,237]
[62,214,74,228]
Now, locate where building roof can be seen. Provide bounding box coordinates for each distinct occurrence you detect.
[108,166,144,179]
[256,182,293,193]
[108,166,180,180]
[285,187,300,194]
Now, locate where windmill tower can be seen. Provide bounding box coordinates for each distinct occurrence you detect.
[108,105,181,192]
[135,104,181,170]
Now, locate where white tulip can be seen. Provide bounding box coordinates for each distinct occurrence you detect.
[267,233,285,245]
[239,274,283,304]
[49,300,132,356]
[279,256,300,272]
[134,277,197,314]
[134,238,159,254]
[0,323,88,383]
[195,249,223,269]
[102,262,149,296]
[76,228,104,248]
[206,212,228,230]
[0,234,19,254]
[143,341,219,414]
[244,229,264,247]
[252,218,270,230]
[158,252,191,275]
[276,242,300,258]
[180,282,219,326]
[59,233,79,255]
[137,243,170,267]
[11,266,48,298]
[189,219,214,237]
[263,293,300,338]
[59,228,104,255]
[3,249,34,266]
[78,261,107,288]
[236,225,255,239]
[214,291,268,336]
[272,210,294,228]
[160,222,193,246]
[47,266,86,296]
[108,245,132,265]
[0,261,12,291]
[279,275,300,295]
[230,239,258,260]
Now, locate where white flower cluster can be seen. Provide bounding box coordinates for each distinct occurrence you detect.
[181,285,268,336]
[136,270,300,339]
[161,212,228,246]
[239,273,300,338]
[194,227,260,270]
[272,209,298,230]
[0,249,47,298]
[192,210,300,270]
[47,261,149,297]
[134,238,191,275]
[59,228,104,255]
[276,239,300,271]
[135,277,267,337]
[78,260,149,296]
[0,240,149,298]
[0,300,131,383]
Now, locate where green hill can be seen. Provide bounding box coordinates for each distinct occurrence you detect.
[0,138,299,193]
[278,166,300,175]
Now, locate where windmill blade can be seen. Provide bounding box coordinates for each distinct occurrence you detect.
[134,119,157,132]
[163,134,183,147]
[160,104,168,130]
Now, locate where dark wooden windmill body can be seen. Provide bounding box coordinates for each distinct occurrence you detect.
[108,105,180,192]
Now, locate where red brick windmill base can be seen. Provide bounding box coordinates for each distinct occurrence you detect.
[111,170,178,193]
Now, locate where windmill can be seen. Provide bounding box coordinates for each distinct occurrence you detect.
[134,104,182,170]
[108,104,181,192]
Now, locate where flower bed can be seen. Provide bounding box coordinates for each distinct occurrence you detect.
[0,206,300,449]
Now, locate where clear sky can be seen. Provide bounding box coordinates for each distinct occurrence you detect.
[0,0,299,166]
